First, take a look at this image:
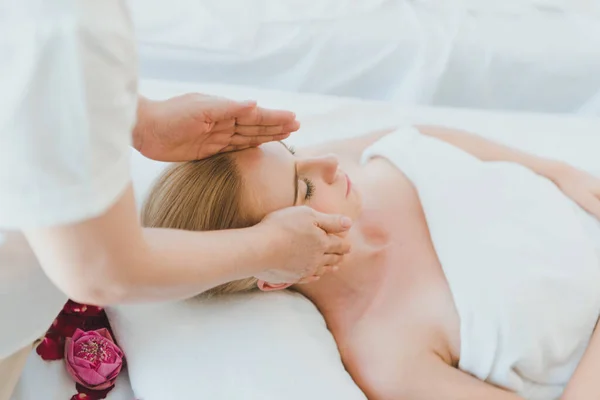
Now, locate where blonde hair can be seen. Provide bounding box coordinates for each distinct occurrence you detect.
[141,153,260,298]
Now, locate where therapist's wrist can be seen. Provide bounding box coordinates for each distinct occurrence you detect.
[132,95,156,153]
[237,224,279,276]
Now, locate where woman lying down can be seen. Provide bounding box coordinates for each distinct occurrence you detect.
[142,125,600,400]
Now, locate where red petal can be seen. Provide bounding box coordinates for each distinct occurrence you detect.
[75,383,114,400]
[63,300,81,314]
[82,314,111,333]
[36,335,64,361]
[64,301,104,317]
[54,313,89,338]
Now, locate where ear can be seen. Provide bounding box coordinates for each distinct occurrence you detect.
[257,280,293,292]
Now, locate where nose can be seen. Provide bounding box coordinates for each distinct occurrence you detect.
[304,154,339,184]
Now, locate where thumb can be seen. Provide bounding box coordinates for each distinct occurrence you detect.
[314,212,353,234]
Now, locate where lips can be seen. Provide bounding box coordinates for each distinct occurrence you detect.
[345,173,352,197]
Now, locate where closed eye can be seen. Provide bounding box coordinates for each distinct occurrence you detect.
[303,178,315,200]
[278,142,311,203]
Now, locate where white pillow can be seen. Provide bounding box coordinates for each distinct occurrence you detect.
[107,292,366,400]
[118,109,365,400]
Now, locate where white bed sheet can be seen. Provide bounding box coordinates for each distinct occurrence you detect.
[130,0,600,115]
[13,78,600,400]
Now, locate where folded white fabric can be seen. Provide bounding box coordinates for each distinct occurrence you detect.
[361,127,600,399]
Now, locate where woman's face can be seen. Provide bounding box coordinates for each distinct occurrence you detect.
[232,142,361,221]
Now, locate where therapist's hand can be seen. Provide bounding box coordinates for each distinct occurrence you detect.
[133,94,300,162]
[254,206,353,285]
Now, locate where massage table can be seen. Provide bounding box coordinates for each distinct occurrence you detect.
[11,79,600,400]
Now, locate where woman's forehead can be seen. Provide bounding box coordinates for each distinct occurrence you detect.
[232,142,296,215]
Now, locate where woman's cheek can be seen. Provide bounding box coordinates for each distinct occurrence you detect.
[311,197,341,215]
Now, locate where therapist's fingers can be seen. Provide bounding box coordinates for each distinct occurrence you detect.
[210,116,298,137]
[219,145,245,153]
[297,268,336,284]
[235,106,299,128]
[228,132,291,147]
[323,234,351,256]
[321,254,343,267]
[206,99,257,122]
[314,211,353,236]
[218,136,288,153]
[235,121,301,136]
[296,275,321,284]
[319,265,340,273]
[296,265,340,285]
[212,119,236,133]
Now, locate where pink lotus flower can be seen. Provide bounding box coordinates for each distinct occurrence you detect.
[65,329,124,391]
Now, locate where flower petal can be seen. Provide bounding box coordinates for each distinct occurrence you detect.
[96,360,122,378]
[54,313,88,338]
[63,301,103,316]
[70,329,87,342]
[75,368,110,387]
[71,357,96,369]
[65,360,89,387]
[75,383,114,399]
[90,328,113,342]
[36,335,64,361]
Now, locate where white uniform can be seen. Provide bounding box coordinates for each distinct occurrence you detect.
[0,0,137,395]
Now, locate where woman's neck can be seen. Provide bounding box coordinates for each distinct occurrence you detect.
[294,214,391,335]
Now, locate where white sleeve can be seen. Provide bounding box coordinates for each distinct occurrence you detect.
[0,1,138,229]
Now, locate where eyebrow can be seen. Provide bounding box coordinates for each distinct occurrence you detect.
[278,141,299,205]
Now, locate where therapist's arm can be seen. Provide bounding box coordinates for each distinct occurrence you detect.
[24,186,351,305]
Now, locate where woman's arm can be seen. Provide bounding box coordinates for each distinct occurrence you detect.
[24,186,351,305]
[560,323,600,399]
[392,356,524,400]
[416,125,600,219]
[415,125,561,177]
